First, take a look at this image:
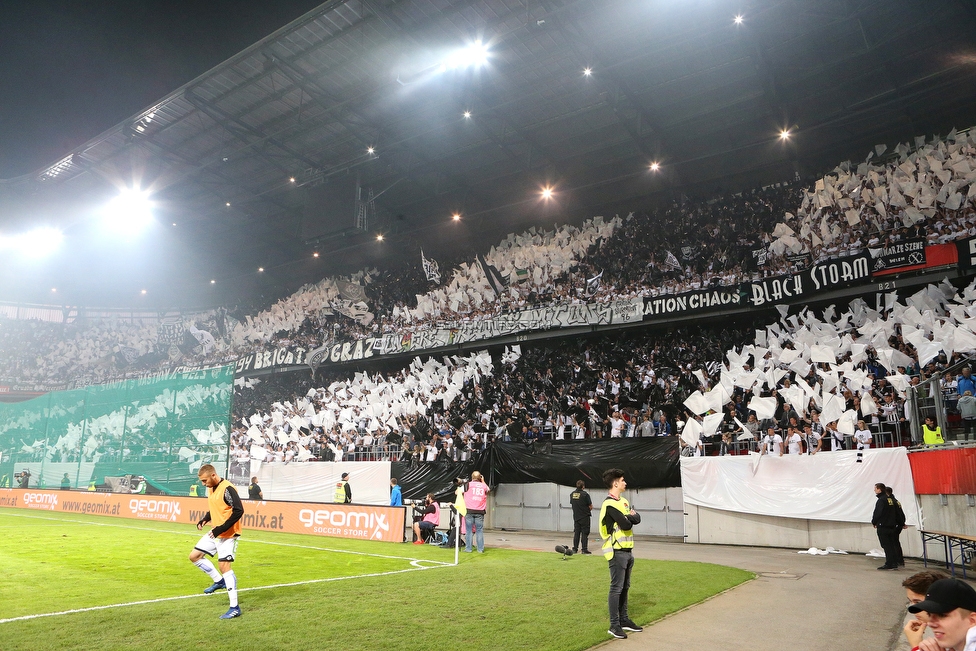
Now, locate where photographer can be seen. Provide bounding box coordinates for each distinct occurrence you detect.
[412,493,440,545]
[463,471,490,553]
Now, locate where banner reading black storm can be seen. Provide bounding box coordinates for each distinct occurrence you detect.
[746,251,871,307]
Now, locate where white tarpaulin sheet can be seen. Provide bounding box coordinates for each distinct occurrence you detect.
[253,462,392,505]
[680,447,919,526]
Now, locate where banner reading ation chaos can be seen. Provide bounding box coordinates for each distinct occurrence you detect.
[0,489,406,543]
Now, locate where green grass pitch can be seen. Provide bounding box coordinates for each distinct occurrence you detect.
[0,507,752,651]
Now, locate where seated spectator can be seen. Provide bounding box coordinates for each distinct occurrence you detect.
[412,493,440,544]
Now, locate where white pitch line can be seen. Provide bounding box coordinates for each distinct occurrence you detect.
[0,510,445,564]
[0,563,454,625]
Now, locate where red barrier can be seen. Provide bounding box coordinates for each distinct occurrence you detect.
[908,447,976,495]
[873,242,958,277]
[0,489,406,542]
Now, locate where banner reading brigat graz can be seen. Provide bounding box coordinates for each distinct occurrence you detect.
[0,489,406,543]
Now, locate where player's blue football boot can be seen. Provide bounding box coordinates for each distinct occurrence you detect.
[203,578,226,594]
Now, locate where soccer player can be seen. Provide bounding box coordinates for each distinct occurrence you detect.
[188,464,244,619]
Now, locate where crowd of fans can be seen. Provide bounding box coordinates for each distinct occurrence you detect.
[0,130,975,400]
[226,273,976,462]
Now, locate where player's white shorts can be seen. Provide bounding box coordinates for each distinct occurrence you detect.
[194,534,239,562]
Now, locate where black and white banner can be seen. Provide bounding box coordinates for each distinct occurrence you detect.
[642,287,744,318]
[870,239,926,272]
[747,251,871,307]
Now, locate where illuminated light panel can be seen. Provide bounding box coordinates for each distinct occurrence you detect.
[441,40,490,71]
[102,189,153,236]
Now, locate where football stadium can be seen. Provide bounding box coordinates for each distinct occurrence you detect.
[2,1,976,650]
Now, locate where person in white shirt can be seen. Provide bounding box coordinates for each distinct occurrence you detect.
[854,420,873,450]
[760,427,783,457]
[827,421,846,451]
[610,412,625,438]
[786,427,803,455]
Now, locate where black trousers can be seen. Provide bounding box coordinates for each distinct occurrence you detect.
[877,526,901,567]
[608,549,634,627]
[573,517,590,552]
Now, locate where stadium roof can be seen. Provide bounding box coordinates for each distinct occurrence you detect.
[2,0,975,308]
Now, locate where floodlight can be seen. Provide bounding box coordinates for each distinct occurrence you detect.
[583,67,592,76]
[289,177,296,183]
[313,252,320,258]
[780,129,791,140]
[210,279,216,284]
[258,267,264,272]
[463,110,472,119]
[51,288,56,293]
[452,213,461,221]
[442,40,490,71]
[376,234,384,241]
[141,289,147,295]
[12,227,65,257]
[225,202,231,207]
[367,146,375,155]
[541,187,553,199]
[102,189,153,235]
[650,162,660,171]
[734,15,744,24]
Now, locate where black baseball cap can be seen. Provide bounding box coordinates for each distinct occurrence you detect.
[908,578,976,614]
[341,472,349,479]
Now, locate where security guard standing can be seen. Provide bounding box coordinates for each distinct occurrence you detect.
[88,478,97,491]
[570,480,593,554]
[599,468,642,640]
[190,480,202,497]
[872,482,902,570]
[334,472,352,503]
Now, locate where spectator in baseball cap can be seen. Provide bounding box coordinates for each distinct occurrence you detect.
[907,578,976,651]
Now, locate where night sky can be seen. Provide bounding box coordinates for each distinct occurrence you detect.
[0,0,324,178]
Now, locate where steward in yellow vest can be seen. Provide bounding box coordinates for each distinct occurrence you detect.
[922,417,944,445]
[599,468,642,640]
[334,472,351,503]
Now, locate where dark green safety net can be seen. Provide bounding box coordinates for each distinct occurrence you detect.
[0,366,233,495]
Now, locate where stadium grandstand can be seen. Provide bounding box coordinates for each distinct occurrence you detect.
[2,1,976,650]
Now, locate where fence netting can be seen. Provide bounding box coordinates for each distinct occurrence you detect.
[0,366,233,495]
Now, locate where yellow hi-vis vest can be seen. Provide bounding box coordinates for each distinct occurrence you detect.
[208,479,241,539]
[922,424,944,445]
[334,480,348,503]
[599,494,635,560]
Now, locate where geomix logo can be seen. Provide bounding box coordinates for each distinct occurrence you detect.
[129,498,182,522]
[298,508,390,539]
[22,492,58,510]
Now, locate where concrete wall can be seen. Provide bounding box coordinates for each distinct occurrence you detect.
[489,483,683,537]
[918,494,976,537]
[683,503,925,558]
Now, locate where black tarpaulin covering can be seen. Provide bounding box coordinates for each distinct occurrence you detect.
[393,438,680,501]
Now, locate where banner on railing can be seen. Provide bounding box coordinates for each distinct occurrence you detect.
[746,251,871,307]
[870,239,926,273]
[0,488,406,542]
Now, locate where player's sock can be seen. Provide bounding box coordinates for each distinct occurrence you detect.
[194,559,222,582]
[223,570,238,608]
